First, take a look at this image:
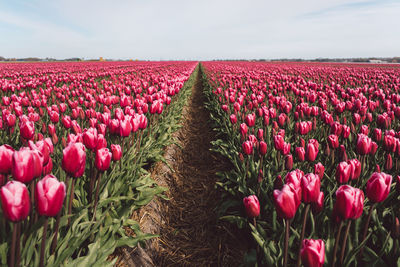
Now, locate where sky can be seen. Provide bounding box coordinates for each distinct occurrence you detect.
[0,0,399,60]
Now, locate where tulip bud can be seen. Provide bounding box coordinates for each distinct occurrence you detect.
[285,154,293,170]
[35,175,66,217]
[385,153,393,171]
[300,239,325,267]
[0,181,30,222]
[243,195,260,218]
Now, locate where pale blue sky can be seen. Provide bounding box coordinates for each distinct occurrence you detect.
[0,0,399,60]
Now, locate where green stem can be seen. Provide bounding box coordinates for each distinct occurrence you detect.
[39,217,48,267]
[340,220,352,265]
[92,173,102,220]
[10,222,18,267]
[296,204,310,267]
[284,219,290,267]
[331,220,343,267]
[67,177,75,226]
[359,203,376,259]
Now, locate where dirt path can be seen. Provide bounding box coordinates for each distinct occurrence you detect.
[116,66,246,267]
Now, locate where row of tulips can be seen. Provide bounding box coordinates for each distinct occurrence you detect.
[0,61,198,266]
[201,61,400,266]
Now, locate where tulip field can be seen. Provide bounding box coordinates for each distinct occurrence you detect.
[1,60,400,266]
[0,61,197,266]
[202,61,400,266]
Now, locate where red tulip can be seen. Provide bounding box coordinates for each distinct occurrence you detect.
[366,172,392,203]
[295,147,305,162]
[229,114,237,124]
[259,141,267,155]
[35,175,66,217]
[0,181,30,222]
[273,184,300,219]
[20,120,35,140]
[383,135,396,152]
[306,140,318,162]
[245,113,255,127]
[242,141,253,155]
[348,159,361,180]
[336,161,353,184]
[274,134,284,151]
[334,185,364,220]
[370,141,378,155]
[12,149,43,183]
[314,162,324,180]
[356,134,372,155]
[301,173,321,203]
[342,125,350,139]
[95,148,112,172]
[243,195,260,218]
[240,123,248,136]
[385,153,393,171]
[373,128,382,142]
[83,127,98,151]
[300,239,325,267]
[62,142,86,178]
[328,134,339,149]
[42,157,53,175]
[119,119,132,137]
[285,154,293,170]
[0,144,14,174]
[111,144,122,161]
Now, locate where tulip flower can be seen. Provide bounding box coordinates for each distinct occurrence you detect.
[285,154,293,170]
[83,127,98,151]
[366,172,392,203]
[0,180,30,222]
[20,120,35,140]
[356,134,372,155]
[243,195,260,218]
[12,149,43,183]
[306,141,318,162]
[242,141,253,155]
[348,159,361,180]
[274,134,285,151]
[336,161,353,184]
[314,162,324,180]
[229,114,237,124]
[111,144,122,161]
[61,142,86,178]
[301,173,321,203]
[119,119,132,137]
[273,184,300,219]
[295,147,305,162]
[35,175,66,217]
[245,113,255,127]
[300,239,325,267]
[240,123,248,137]
[328,134,339,149]
[95,148,112,172]
[259,141,267,155]
[334,185,364,220]
[0,144,14,175]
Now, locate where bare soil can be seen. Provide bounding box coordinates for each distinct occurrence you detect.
[115,67,248,267]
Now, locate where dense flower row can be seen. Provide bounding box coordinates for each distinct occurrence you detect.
[0,61,197,266]
[202,61,400,266]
